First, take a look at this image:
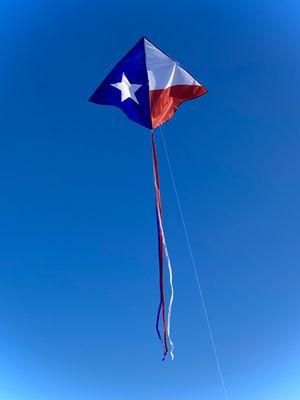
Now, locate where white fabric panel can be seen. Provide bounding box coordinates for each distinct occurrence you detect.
[144,38,201,90]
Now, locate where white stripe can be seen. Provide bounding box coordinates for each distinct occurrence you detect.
[144,38,201,91]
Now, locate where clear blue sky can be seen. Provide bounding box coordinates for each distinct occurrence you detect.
[1,1,300,399]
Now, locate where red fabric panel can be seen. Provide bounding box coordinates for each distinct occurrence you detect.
[150,85,207,129]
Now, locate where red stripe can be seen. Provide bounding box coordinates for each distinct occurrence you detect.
[152,133,168,359]
[150,84,207,129]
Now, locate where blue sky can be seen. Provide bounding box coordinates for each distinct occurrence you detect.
[1,0,300,399]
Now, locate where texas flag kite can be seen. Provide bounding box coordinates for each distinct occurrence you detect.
[89,37,207,129]
[89,37,207,361]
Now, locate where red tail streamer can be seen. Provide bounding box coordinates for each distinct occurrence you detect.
[151,133,169,360]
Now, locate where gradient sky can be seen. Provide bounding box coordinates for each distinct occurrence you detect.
[1,1,300,399]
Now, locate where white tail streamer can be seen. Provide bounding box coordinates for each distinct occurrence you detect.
[156,202,175,360]
[163,239,175,360]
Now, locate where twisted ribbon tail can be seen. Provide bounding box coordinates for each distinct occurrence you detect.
[151,132,174,361]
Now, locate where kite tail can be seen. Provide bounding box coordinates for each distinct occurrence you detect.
[151,133,174,361]
[163,239,175,360]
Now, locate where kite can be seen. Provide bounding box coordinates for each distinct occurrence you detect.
[89,37,207,360]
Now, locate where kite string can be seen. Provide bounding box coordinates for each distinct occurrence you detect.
[159,126,229,400]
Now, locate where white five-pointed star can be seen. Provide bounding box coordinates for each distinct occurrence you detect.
[111,73,142,104]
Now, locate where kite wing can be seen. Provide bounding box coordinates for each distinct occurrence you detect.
[89,37,207,129]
